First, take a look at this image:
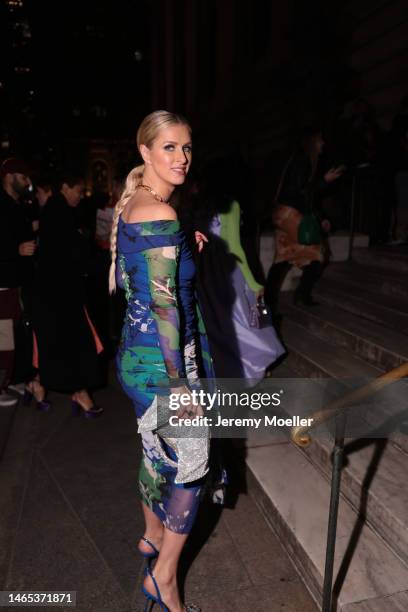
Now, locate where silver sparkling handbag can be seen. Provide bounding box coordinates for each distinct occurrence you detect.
[138,394,210,485]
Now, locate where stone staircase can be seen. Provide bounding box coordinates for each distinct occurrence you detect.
[246,246,408,611]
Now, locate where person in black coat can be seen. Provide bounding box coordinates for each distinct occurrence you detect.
[32,172,104,417]
[0,157,35,405]
[265,128,344,312]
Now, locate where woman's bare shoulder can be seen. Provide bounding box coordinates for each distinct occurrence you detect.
[124,192,178,223]
[150,203,178,221]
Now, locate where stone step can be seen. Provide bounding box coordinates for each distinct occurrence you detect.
[314,279,408,336]
[352,246,408,275]
[281,319,408,450]
[279,320,408,560]
[281,296,408,372]
[330,233,369,262]
[281,318,381,380]
[299,433,408,569]
[246,441,408,610]
[252,253,408,607]
[324,263,408,300]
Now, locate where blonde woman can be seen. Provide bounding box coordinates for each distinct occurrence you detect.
[110,111,211,612]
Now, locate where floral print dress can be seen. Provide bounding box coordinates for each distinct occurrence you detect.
[116,218,212,533]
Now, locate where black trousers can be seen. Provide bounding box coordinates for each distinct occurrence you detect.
[265,260,323,312]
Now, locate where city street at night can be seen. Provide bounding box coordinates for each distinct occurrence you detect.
[2,1,408,610]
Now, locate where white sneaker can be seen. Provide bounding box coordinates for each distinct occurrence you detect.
[0,391,19,407]
[7,382,26,396]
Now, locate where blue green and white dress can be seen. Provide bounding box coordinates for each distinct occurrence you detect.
[116,218,213,534]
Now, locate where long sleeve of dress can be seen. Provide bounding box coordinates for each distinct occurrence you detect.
[219,200,263,293]
[177,245,200,387]
[145,245,185,383]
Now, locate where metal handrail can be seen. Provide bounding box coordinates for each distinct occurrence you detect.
[291,361,408,447]
[290,361,408,612]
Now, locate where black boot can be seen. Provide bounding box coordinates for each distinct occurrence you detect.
[294,261,323,306]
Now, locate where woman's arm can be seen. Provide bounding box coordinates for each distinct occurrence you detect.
[145,244,203,415]
[145,245,184,383]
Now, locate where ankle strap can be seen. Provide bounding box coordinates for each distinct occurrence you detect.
[141,536,159,554]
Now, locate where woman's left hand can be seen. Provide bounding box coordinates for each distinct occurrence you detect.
[195,231,208,252]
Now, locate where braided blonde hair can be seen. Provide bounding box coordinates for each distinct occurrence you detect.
[109,110,191,294]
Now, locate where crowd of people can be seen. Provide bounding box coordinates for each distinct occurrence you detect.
[0,96,407,611]
[0,162,109,413]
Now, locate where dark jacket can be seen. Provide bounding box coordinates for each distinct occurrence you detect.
[277,153,327,215]
[0,189,33,288]
[33,194,102,393]
[37,194,90,291]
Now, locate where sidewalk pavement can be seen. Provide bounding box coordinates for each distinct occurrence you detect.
[0,375,317,612]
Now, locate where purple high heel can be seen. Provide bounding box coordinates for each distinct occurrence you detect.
[71,400,103,419]
[36,399,52,412]
[23,388,51,412]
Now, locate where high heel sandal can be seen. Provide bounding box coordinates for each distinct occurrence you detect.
[142,567,201,612]
[71,400,103,419]
[23,383,51,412]
[138,537,160,566]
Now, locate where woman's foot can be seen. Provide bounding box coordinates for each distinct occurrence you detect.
[143,569,184,612]
[24,379,51,412]
[71,390,103,418]
[26,379,46,402]
[72,390,96,412]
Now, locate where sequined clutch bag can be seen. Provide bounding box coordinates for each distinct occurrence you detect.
[138,394,210,484]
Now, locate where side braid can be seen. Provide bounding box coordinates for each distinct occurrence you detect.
[109,164,144,293]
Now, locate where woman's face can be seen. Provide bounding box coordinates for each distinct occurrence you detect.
[141,123,192,188]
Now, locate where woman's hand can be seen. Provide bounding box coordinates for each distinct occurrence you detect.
[18,240,36,256]
[170,384,204,420]
[324,167,344,183]
[194,231,208,253]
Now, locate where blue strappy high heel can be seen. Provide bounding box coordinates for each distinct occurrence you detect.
[142,567,201,612]
[142,567,168,611]
[138,536,159,566]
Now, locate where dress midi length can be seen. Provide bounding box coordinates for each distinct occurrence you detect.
[116,218,212,534]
